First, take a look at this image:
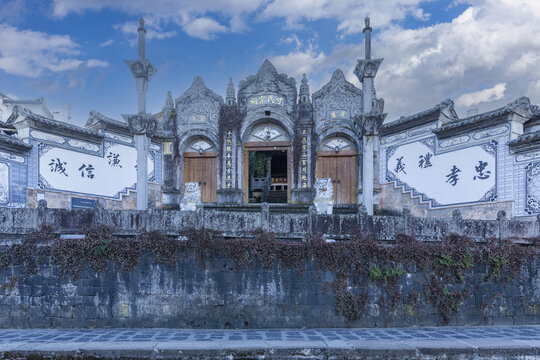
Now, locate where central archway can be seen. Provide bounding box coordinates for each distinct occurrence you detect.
[242,121,292,204]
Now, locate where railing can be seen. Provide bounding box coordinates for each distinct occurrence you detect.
[0,202,537,242]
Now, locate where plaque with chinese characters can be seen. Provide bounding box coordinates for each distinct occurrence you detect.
[326,109,349,120]
[300,128,309,189]
[248,94,285,108]
[386,138,497,207]
[225,131,233,189]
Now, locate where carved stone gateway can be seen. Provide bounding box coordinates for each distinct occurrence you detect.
[180,182,201,211]
[314,178,333,214]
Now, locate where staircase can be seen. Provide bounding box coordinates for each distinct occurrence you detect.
[266,190,287,203]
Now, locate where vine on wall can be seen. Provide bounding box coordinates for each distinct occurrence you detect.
[0,225,537,324]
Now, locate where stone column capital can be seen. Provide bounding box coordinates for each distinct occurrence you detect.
[124,59,157,81]
[354,58,383,83]
[360,110,387,137]
[122,113,158,136]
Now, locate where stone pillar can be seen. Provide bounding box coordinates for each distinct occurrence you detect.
[124,114,157,210]
[123,18,158,211]
[291,74,315,204]
[354,17,385,215]
[134,134,149,209]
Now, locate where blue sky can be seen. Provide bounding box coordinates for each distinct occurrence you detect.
[0,0,539,125]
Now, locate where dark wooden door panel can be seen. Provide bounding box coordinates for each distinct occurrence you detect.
[184,155,217,203]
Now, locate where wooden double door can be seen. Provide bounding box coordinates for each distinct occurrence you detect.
[184,152,217,203]
[316,151,357,204]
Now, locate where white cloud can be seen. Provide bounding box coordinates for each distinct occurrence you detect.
[182,17,227,40]
[99,39,114,47]
[0,23,109,78]
[53,0,268,40]
[263,0,540,120]
[456,83,507,108]
[51,0,435,40]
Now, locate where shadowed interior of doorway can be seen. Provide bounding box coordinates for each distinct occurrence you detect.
[248,150,287,203]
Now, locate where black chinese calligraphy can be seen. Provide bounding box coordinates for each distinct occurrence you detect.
[49,158,68,177]
[473,160,491,180]
[394,156,406,174]
[418,153,433,168]
[445,165,461,186]
[107,152,122,168]
[78,164,95,179]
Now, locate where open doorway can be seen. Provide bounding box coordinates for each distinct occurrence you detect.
[248,150,288,203]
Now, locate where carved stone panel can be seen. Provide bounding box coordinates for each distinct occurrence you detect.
[175,76,223,127]
[237,59,297,115]
[312,69,363,135]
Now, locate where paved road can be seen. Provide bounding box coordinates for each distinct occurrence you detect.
[1,326,539,359]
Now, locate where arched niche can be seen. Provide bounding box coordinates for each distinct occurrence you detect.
[246,122,291,143]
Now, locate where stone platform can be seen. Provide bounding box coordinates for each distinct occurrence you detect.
[1,326,539,359]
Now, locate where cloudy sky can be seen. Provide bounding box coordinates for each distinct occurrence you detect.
[0,0,539,125]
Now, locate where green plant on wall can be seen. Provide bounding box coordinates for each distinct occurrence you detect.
[249,152,269,178]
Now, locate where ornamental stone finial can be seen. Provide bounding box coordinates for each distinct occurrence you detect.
[299,73,310,104]
[364,17,371,31]
[226,77,236,106]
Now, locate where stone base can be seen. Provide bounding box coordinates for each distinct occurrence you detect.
[161,191,180,210]
[217,189,243,205]
[291,188,315,204]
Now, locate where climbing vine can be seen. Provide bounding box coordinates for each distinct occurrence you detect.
[0,225,537,325]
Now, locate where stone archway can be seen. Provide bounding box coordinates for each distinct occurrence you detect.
[316,135,358,204]
[242,121,292,203]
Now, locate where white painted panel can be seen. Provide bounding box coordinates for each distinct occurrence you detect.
[39,142,154,198]
[0,151,24,163]
[0,163,8,203]
[387,140,496,206]
[31,130,65,144]
[68,139,100,152]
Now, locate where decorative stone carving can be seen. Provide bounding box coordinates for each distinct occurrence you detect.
[248,123,290,142]
[312,69,363,133]
[354,58,383,83]
[176,76,223,125]
[237,59,297,115]
[314,178,333,214]
[180,182,202,211]
[360,111,386,136]
[321,137,354,152]
[122,113,157,136]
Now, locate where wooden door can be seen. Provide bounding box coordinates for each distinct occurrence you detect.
[184,153,217,203]
[316,151,357,204]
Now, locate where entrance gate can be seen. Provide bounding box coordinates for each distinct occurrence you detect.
[183,139,217,203]
[316,137,357,204]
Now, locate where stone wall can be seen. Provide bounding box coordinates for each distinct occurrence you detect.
[0,249,538,329]
[0,203,537,241]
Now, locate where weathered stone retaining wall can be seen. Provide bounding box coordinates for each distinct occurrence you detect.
[0,251,538,329]
[0,202,538,241]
